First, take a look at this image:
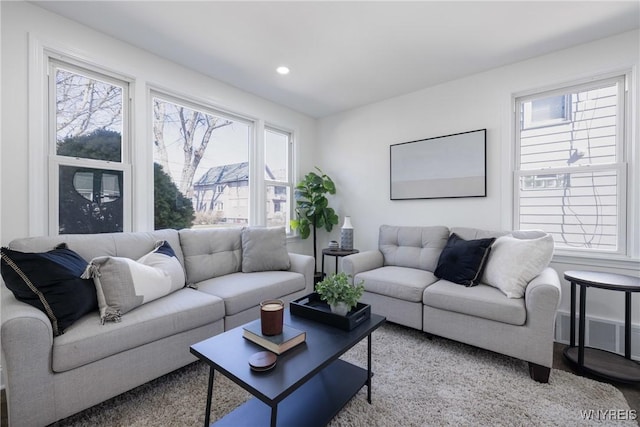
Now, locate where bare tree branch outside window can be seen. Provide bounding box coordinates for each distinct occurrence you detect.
[152,99,232,197]
[55,69,122,142]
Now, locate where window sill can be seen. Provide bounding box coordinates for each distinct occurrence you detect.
[286,234,302,243]
[552,251,640,271]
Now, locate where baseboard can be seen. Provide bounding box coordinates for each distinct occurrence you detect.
[555,310,640,361]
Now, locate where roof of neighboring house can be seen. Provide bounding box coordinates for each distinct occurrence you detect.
[194,162,275,188]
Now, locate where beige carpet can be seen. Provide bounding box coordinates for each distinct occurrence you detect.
[53,323,634,426]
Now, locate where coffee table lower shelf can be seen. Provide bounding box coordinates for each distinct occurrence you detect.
[212,359,368,427]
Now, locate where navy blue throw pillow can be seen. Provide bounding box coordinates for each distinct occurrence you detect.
[1,243,98,336]
[434,233,496,287]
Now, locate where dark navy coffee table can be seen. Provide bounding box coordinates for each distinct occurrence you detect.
[190,309,385,427]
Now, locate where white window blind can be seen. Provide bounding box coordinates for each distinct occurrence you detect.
[514,75,627,254]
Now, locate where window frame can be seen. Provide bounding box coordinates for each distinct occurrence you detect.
[47,57,132,235]
[264,125,294,232]
[29,36,301,237]
[150,89,295,232]
[513,73,629,257]
[150,90,254,230]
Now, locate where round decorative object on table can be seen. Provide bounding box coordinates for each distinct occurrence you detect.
[249,351,277,372]
[328,240,339,249]
[340,216,354,250]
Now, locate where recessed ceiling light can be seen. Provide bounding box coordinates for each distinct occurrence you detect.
[276,66,290,75]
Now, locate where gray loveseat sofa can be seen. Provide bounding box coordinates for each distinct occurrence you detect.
[343,225,561,383]
[1,227,314,427]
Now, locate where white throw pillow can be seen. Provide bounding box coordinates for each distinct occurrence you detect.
[482,233,554,298]
[82,240,186,323]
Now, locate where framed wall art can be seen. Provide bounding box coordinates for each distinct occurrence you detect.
[390,129,486,200]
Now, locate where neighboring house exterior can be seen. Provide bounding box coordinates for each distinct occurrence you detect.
[193,162,287,225]
[516,82,621,252]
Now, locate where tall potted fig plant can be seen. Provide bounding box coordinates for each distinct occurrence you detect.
[290,167,339,282]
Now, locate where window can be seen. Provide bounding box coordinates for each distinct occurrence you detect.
[151,93,294,231]
[265,127,293,230]
[514,75,627,254]
[523,95,570,128]
[33,43,300,237]
[49,59,130,234]
[152,93,251,229]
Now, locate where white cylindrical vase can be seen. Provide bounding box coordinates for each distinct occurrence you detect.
[340,216,354,250]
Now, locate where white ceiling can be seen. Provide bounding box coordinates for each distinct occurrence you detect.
[32,1,640,118]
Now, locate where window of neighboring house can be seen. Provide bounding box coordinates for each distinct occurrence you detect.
[152,93,251,229]
[265,127,293,231]
[49,59,130,234]
[514,75,628,255]
[522,95,570,128]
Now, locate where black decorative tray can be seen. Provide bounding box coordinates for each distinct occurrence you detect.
[290,292,371,331]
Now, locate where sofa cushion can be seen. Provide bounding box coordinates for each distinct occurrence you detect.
[355,266,438,302]
[423,280,526,326]
[0,244,98,336]
[83,241,186,323]
[51,288,224,373]
[241,227,290,273]
[379,225,450,271]
[179,228,242,283]
[7,229,184,269]
[434,233,495,287]
[483,233,554,298]
[449,227,509,241]
[195,271,305,316]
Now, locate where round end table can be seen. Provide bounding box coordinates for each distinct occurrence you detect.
[563,270,640,383]
[320,248,359,282]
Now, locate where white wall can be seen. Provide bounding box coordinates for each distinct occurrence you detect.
[1,1,638,340]
[317,30,640,329]
[0,1,316,256]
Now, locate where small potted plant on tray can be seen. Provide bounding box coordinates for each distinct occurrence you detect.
[315,272,365,316]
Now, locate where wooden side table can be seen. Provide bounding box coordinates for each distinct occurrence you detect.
[321,248,359,279]
[563,270,640,383]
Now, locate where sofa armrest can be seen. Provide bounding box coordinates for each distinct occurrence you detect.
[288,252,315,294]
[524,267,562,329]
[342,250,384,278]
[1,284,57,427]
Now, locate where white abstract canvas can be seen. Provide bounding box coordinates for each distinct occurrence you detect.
[390,129,486,199]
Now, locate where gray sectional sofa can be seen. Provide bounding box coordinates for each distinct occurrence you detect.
[1,227,314,427]
[343,225,561,383]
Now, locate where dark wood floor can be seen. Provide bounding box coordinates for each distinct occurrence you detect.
[1,342,637,426]
[552,342,639,416]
